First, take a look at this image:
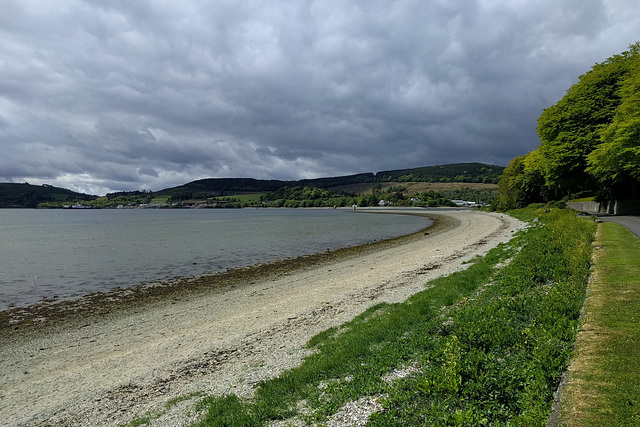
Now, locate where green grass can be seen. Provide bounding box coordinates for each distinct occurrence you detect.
[567,197,596,203]
[186,207,596,426]
[558,222,640,426]
[123,392,204,426]
[150,196,170,204]
[213,194,263,203]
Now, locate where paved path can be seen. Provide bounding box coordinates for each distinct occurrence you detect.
[597,215,640,239]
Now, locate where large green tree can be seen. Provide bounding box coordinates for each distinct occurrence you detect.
[495,155,527,210]
[536,45,637,198]
[496,42,640,209]
[494,151,549,210]
[586,47,640,199]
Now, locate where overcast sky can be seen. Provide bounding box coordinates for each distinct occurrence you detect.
[1,0,638,195]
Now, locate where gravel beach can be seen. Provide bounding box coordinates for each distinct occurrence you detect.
[0,209,524,426]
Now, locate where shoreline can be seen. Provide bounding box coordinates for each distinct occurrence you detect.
[0,210,524,426]
[0,210,448,336]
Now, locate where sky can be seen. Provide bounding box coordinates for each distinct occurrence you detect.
[1,0,639,195]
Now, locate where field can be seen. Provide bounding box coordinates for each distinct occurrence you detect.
[213,193,264,203]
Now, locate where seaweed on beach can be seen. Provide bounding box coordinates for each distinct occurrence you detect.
[0,212,451,335]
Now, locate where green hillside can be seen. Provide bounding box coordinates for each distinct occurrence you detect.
[0,183,95,208]
[377,163,504,183]
[154,178,291,199]
[0,163,504,207]
[155,164,502,198]
[154,173,377,199]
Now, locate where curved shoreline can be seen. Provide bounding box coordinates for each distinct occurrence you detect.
[0,211,450,335]
[0,210,523,427]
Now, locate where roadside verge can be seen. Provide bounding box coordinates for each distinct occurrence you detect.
[554,222,640,426]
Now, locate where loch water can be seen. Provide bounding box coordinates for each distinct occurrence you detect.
[0,208,431,309]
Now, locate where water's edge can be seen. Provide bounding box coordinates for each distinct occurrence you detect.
[0,208,431,309]
[0,212,453,335]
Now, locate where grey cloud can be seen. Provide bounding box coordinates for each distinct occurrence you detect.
[0,0,638,194]
[137,167,158,178]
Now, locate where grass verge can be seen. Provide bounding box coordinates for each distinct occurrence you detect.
[556,222,640,426]
[150,207,595,426]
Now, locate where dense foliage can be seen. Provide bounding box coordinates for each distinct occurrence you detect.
[180,207,595,426]
[38,190,154,209]
[495,42,640,209]
[377,163,504,184]
[259,186,359,208]
[257,186,469,208]
[0,183,94,208]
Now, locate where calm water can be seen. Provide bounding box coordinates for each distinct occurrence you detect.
[0,208,430,309]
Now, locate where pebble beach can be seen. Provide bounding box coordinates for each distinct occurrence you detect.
[0,209,524,426]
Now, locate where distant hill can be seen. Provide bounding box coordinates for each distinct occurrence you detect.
[155,178,290,199]
[0,183,95,208]
[376,163,504,183]
[0,163,504,207]
[154,173,378,198]
[155,163,503,198]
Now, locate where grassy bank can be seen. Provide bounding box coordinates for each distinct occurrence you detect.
[556,222,640,426]
[150,207,591,426]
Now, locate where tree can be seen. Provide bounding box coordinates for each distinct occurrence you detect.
[586,43,640,200]
[494,42,640,210]
[536,45,636,198]
[495,155,527,210]
[521,149,552,204]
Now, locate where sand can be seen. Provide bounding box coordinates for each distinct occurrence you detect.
[0,209,524,426]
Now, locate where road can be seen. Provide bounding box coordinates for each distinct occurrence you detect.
[598,215,640,239]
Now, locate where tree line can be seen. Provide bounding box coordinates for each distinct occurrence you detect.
[377,163,503,184]
[495,42,640,210]
[258,185,495,208]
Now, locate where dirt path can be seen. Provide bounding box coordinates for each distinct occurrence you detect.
[0,210,524,426]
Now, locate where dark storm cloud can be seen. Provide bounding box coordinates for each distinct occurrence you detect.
[0,0,638,194]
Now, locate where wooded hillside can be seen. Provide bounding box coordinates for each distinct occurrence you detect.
[1,162,503,208]
[155,163,503,199]
[0,183,95,208]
